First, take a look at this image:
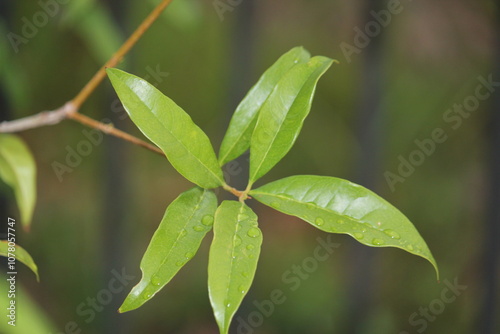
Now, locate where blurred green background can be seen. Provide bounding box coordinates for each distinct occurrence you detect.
[0,0,499,333]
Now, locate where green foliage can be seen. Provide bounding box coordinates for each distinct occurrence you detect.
[0,241,39,281]
[0,134,37,229]
[208,201,262,334]
[218,46,310,166]
[107,68,225,189]
[119,187,217,313]
[250,175,438,277]
[107,47,438,333]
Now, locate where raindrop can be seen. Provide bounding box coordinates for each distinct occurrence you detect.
[193,225,204,232]
[202,215,214,226]
[234,236,242,246]
[185,252,194,260]
[238,285,246,294]
[315,217,325,226]
[247,227,260,238]
[176,261,184,266]
[151,275,162,286]
[383,229,401,239]
[353,233,364,240]
[246,244,255,251]
[337,219,345,225]
[406,244,414,251]
[372,238,385,246]
[241,272,249,277]
[271,202,281,209]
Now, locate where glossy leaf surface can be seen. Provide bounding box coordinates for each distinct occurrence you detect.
[208,201,262,334]
[0,241,39,281]
[0,134,36,229]
[218,47,310,166]
[249,56,334,184]
[120,187,217,313]
[107,68,224,188]
[250,175,439,278]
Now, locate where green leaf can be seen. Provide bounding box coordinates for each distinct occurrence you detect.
[107,68,224,189]
[250,175,439,278]
[249,56,335,184]
[218,47,311,166]
[0,135,36,229]
[119,187,217,313]
[208,201,262,334]
[0,241,39,281]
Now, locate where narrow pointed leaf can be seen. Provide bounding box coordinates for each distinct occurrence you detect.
[0,134,36,229]
[119,187,217,313]
[250,175,439,278]
[107,68,224,189]
[219,47,311,165]
[249,56,335,184]
[0,241,39,281]
[208,201,262,334]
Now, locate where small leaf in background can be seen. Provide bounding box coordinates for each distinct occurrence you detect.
[208,201,262,334]
[0,241,39,281]
[250,175,439,278]
[219,46,311,166]
[0,134,36,230]
[249,56,335,184]
[107,68,225,189]
[119,187,217,313]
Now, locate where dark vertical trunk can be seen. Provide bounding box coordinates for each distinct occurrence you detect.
[223,1,256,192]
[479,2,500,333]
[99,0,130,333]
[343,0,384,332]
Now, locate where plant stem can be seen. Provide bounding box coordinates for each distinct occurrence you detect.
[0,0,174,157]
[67,112,165,156]
[72,0,174,109]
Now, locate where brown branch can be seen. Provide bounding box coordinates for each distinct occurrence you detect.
[0,0,174,157]
[71,0,174,109]
[67,112,164,156]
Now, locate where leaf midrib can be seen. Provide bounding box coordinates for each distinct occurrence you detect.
[118,76,223,186]
[250,67,320,182]
[143,190,208,288]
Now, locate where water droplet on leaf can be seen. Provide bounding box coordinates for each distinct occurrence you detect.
[315,217,325,226]
[246,244,255,250]
[151,275,162,286]
[354,233,364,240]
[193,225,204,232]
[372,238,385,245]
[271,202,281,209]
[247,227,260,238]
[185,252,194,260]
[202,215,214,226]
[234,235,242,246]
[383,229,401,239]
[406,244,414,251]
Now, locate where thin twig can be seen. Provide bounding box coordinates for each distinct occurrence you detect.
[67,112,164,156]
[72,0,174,109]
[0,0,174,158]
